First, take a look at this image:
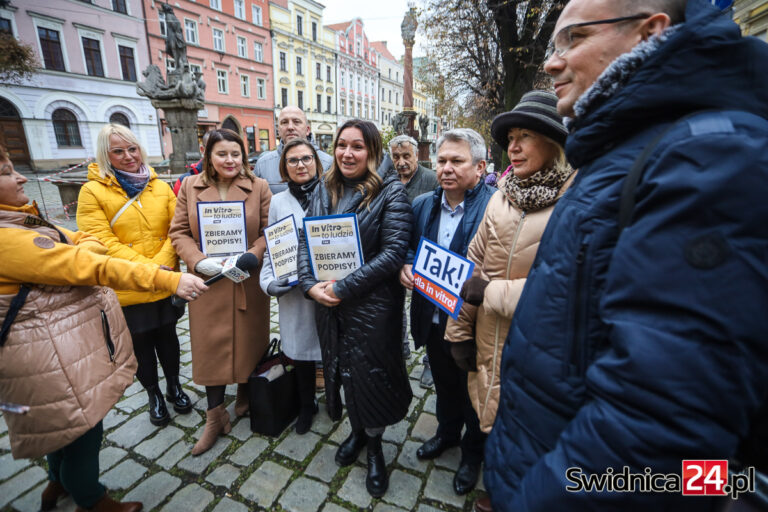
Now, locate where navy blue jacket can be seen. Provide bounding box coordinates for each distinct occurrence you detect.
[485,2,768,510]
[407,180,494,348]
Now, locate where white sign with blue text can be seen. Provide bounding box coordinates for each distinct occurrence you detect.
[412,237,474,319]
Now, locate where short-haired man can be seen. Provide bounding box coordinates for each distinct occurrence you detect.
[389,135,438,202]
[172,130,211,196]
[400,128,495,496]
[484,0,768,510]
[389,134,438,375]
[254,106,333,194]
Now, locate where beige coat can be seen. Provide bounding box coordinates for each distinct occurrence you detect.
[445,175,573,433]
[169,174,271,385]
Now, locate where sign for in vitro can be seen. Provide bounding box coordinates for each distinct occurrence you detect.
[412,237,474,319]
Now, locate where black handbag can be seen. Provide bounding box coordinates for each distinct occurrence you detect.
[247,338,300,436]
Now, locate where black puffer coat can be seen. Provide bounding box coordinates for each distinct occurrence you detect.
[298,168,413,430]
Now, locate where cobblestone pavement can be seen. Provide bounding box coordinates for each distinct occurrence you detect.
[0,282,487,510]
[19,170,81,232]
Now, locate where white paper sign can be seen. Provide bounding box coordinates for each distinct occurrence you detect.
[196,201,248,257]
[303,214,364,281]
[264,214,300,285]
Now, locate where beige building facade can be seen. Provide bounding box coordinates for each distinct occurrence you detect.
[733,0,768,39]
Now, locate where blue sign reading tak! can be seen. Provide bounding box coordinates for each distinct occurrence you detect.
[411,237,474,319]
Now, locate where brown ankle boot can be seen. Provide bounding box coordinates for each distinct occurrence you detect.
[74,493,142,512]
[191,404,231,455]
[234,383,249,417]
[41,480,68,511]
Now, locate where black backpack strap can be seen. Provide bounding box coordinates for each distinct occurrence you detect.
[618,110,720,233]
[0,285,31,347]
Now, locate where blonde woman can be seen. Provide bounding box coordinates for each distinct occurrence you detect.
[297,119,413,498]
[77,124,192,427]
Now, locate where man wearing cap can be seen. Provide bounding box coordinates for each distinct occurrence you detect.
[484,0,768,510]
[400,128,495,496]
[255,106,333,194]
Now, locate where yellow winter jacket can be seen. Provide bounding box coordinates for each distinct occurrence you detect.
[0,203,180,296]
[77,163,178,306]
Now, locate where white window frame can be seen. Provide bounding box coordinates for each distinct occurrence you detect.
[189,63,202,76]
[296,14,303,36]
[311,20,318,41]
[256,78,265,99]
[315,62,321,80]
[212,28,225,52]
[31,14,70,72]
[0,7,19,38]
[236,36,247,58]
[296,56,302,75]
[210,0,222,11]
[76,26,108,77]
[113,34,139,82]
[233,0,246,20]
[253,41,263,62]
[184,19,198,45]
[216,69,228,94]
[240,74,250,97]
[252,5,262,26]
[166,57,176,73]
[158,11,166,38]
[279,51,286,71]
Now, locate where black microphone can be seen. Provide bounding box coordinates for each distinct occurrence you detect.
[172,253,260,306]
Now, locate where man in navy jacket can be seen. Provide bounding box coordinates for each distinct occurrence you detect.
[484,0,768,510]
[401,128,494,496]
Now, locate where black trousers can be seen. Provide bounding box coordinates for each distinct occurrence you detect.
[130,321,180,389]
[426,322,486,464]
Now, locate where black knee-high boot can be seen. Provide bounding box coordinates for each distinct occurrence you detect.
[294,360,318,434]
[366,433,388,497]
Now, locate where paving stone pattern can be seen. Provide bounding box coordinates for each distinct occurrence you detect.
[1,296,488,511]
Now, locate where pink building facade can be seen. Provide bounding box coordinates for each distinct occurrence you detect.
[142,0,275,154]
[326,18,380,129]
[0,0,161,169]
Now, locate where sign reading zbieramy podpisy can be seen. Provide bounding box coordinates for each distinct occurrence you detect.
[264,214,300,285]
[196,201,248,257]
[412,237,474,319]
[303,214,364,281]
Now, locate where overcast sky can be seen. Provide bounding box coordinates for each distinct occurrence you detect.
[322,0,427,60]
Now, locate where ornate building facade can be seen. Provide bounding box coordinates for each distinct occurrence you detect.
[370,41,403,129]
[733,0,768,39]
[142,0,275,154]
[0,0,160,169]
[327,18,379,129]
[269,0,337,151]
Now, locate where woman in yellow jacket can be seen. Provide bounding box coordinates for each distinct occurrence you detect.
[77,124,190,427]
[0,147,207,512]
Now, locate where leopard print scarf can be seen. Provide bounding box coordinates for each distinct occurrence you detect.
[500,161,573,211]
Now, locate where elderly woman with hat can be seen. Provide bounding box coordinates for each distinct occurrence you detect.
[443,90,575,512]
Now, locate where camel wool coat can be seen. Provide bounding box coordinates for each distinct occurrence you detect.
[170,174,272,385]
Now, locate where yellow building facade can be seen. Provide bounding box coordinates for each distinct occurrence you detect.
[269,0,337,151]
[733,0,768,39]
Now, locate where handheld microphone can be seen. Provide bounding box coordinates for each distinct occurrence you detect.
[172,253,259,306]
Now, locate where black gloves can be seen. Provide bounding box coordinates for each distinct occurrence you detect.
[449,339,477,372]
[267,277,293,298]
[460,276,489,306]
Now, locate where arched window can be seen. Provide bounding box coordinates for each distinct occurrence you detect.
[0,98,19,118]
[52,108,82,147]
[221,117,239,133]
[109,112,130,128]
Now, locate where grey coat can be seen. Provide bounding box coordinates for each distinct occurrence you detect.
[259,190,321,361]
[403,165,438,203]
[254,141,333,195]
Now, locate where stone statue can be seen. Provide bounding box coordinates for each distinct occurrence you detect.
[160,3,188,70]
[392,113,408,136]
[136,64,201,101]
[401,7,418,46]
[195,70,206,103]
[418,115,429,141]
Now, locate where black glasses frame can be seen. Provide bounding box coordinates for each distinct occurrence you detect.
[552,14,651,57]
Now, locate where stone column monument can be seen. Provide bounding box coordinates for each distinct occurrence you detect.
[137,3,204,173]
[399,6,418,140]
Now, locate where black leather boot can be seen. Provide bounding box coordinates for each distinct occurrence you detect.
[165,375,192,414]
[295,361,317,434]
[335,429,367,466]
[146,385,170,426]
[365,434,388,498]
